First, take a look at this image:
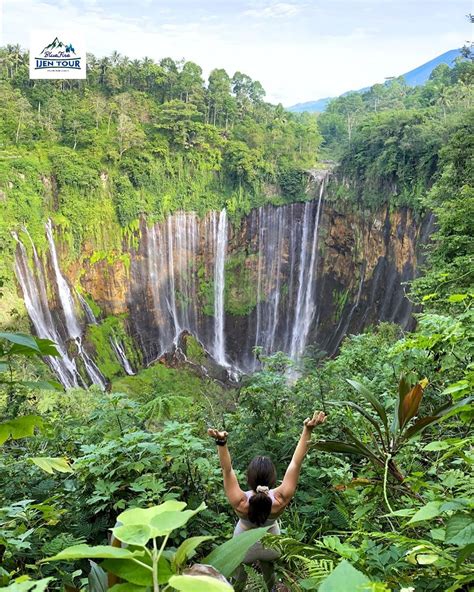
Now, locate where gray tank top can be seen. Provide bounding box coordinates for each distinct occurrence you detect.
[235,490,280,531]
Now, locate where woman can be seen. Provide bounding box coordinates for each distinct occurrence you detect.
[208,410,327,590]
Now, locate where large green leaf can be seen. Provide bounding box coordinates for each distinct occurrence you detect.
[117,500,187,527]
[346,379,388,430]
[88,561,108,592]
[42,544,145,562]
[108,585,147,592]
[0,577,53,591]
[173,536,215,569]
[0,416,44,445]
[112,524,153,546]
[102,557,151,586]
[445,513,474,546]
[149,502,206,536]
[30,457,73,474]
[456,543,474,566]
[168,575,232,591]
[407,501,442,525]
[102,556,171,585]
[313,440,373,458]
[319,560,370,591]
[19,380,62,391]
[31,338,60,357]
[6,338,60,358]
[0,332,40,352]
[205,527,268,579]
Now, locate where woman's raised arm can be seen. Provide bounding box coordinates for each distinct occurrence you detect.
[208,428,246,510]
[274,411,327,504]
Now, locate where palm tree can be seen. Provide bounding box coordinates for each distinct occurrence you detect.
[110,50,122,66]
[98,56,111,86]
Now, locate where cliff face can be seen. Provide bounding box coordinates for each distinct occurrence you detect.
[311,206,434,355]
[14,180,434,386]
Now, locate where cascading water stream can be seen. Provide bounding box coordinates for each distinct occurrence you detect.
[12,231,81,388]
[213,209,228,366]
[289,179,325,359]
[77,293,97,325]
[77,289,135,376]
[45,220,81,340]
[110,338,135,376]
[45,220,105,389]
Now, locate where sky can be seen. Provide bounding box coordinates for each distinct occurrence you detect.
[0,0,471,105]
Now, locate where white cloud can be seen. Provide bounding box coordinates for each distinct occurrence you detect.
[243,2,303,19]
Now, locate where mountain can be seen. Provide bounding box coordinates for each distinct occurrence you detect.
[288,48,462,113]
[41,37,65,53]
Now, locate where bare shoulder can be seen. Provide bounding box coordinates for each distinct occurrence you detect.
[272,488,290,509]
[234,495,249,515]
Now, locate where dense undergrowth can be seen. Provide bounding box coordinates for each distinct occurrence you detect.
[0,46,473,591]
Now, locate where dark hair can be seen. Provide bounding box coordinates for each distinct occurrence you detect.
[247,456,276,526]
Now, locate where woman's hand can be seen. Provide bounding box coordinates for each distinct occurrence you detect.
[303,410,327,431]
[207,428,228,442]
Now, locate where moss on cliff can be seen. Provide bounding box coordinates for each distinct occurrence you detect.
[197,264,214,316]
[183,334,207,365]
[224,251,259,316]
[87,315,138,381]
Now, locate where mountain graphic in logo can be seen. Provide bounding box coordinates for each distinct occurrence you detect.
[41,37,76,55]
[30,31,85,79]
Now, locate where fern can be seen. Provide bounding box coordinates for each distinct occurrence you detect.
[141,394,190,423]
[41,533,86,556]
[264,535,336,589]
[328,501,351,529]
[301,557,334,581]
[243,564,267,591]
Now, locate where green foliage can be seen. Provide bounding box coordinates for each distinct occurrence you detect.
[224,252,259,316]
[320,60,474,212]
[204,527,269,578]
[0,42,473,592]
[318,560,371,591]
[43,499,262,590]
[87,316,137,381]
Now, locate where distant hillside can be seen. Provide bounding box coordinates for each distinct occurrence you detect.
[288,48,462,113]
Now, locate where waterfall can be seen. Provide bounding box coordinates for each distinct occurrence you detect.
[253,205,287,364]
[46,220,81,340]
[45,220,105,389]
[145,213,200,357]
[110,338,135,375]
[213,209,228,366]
[15,186,331,384]
[78,293,97,325]
[166,216,181,338]
[77,287,135,376]
[289,180,325,359]
[251,185,324,365]
[12,232,81,388]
